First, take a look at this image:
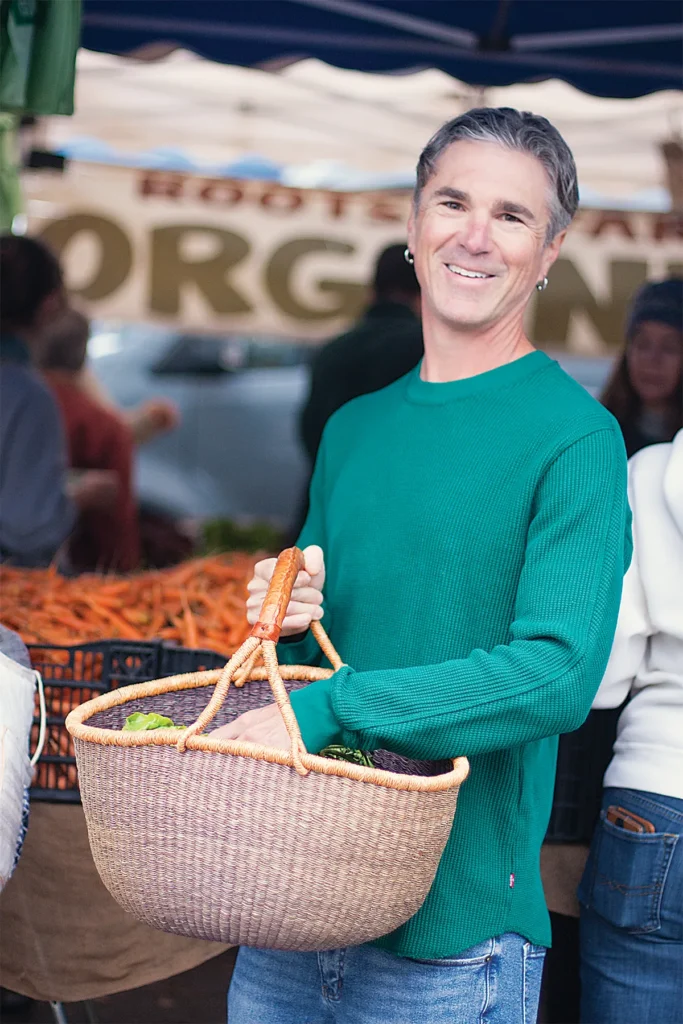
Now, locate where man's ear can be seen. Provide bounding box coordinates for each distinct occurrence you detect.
[407,206,416,257]
[541,229,567,278]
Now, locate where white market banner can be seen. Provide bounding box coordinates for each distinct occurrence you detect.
[25,162,683,351]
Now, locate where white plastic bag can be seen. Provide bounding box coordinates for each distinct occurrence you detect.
[0,650,43,890]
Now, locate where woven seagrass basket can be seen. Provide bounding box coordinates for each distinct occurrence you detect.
[66,549,469,952]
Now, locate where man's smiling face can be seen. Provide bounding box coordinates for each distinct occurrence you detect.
[408,140,563,333]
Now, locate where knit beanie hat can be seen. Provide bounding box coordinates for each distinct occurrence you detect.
[626,278,683,339]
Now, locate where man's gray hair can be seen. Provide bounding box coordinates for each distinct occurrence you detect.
[414,107,579,244]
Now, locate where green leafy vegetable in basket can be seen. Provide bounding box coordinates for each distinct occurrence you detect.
[319,745,375,768]
[122,712,185,732]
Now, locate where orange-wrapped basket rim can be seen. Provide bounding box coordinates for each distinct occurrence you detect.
[66,666,469,794]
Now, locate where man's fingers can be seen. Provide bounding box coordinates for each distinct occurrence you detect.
[253,557,277,582]
[218,707,262,734]
[212,716,250,741]
[247,550,324,630]
[284,600,324,617]
[213,724,264,743]
[282,612,319,633]
[246,591,321,611]
[246,596,323,625]
[248,567,315,592]
[303,545,324,578]
[247,607,322,627]
[214,722,240,741]
[289,587,323,605]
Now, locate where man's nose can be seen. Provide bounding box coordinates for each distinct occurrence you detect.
[458,215,492,255]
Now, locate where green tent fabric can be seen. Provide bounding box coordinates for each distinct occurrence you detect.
[0,112,21,230]
[0,0,81,116]
[0,0,80,231]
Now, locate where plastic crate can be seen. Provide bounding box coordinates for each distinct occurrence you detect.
[29,640,227,803]
[158,643,226,679]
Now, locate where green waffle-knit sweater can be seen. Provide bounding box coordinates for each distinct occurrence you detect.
[282,350,631,959]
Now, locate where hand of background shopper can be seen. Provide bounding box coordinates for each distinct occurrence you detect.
[246,545,325,636]
[67,469,120,511]
[126,398,180,446]
[75,367,179,446]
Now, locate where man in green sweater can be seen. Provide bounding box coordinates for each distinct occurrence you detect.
[219,108,632,1023]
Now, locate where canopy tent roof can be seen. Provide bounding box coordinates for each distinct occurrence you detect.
[45,48,682,209]
[80,0,683,99]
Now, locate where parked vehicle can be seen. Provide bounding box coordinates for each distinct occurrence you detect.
[552,352,614,399]
[89,323,614,529]
[89,324,313,528]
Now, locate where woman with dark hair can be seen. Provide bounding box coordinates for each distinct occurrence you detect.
[0,234,76,566]
[541,278,682,1023]
[0,234,117,566]
[601,278,682,457]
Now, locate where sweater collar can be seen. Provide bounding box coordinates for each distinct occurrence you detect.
[405,350,550,405]
[0,334,31,365]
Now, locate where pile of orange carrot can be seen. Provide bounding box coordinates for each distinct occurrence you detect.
[0,553,258,657]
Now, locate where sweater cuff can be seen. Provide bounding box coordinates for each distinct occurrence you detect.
[276,628,321,667]
[289,676,346,754]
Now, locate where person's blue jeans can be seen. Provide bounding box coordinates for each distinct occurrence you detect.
[579,787,683,1024]
[227,932,545,1023]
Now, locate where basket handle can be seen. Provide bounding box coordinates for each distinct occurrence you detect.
[178,547,342,776]
[247,546,343,671]
[249,546,305,642]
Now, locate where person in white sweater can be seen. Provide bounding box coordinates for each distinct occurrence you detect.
[578,429,683,1024]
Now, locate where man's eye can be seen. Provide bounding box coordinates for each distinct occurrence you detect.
[442,201,464,210]
[501,213,522,223]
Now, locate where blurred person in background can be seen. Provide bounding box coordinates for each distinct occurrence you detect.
[0,624,34,1020]
[0,234,115,568]
[299,242,422,466]
[67,322,188,568]
[76,359,179,447]
[578,428,683,1023]
[601,278,682,457]
[39,308,140,574]
[540,277,682,1023]
[290,243,422,540]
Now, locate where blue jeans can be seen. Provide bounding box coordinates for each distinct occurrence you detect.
[227,933,545,1024]
[579,787,683,1024]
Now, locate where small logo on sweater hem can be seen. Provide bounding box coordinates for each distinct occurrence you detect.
[509,873,515,889]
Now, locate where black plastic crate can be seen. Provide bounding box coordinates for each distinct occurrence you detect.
[158,643,225,679]
[29,639,228,803]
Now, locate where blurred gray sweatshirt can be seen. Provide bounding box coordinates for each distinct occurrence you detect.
[0,352,76,566]
[0,624,31,668]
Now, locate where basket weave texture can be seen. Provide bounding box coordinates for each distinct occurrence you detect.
[66,549,469,951]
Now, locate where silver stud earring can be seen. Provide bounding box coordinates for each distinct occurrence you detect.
[536,276,549,292]
[403,248,414,265]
